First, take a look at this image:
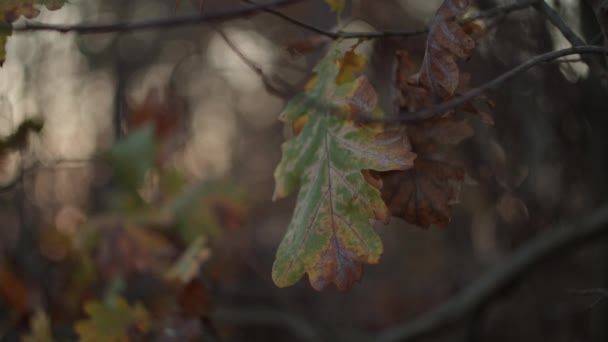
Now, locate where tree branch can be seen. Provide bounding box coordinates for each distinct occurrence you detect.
[250,0,541,40]
[373,203,608,342]
[4,0,538,39]
[6,0,304,34]
[214,26,296,97]
[534,1,587,46]
[393,45,608,123]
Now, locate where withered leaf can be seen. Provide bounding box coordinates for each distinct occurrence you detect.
[376,159,465,228]
[413,0,475,98]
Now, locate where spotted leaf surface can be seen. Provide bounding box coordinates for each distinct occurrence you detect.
[272,49,415,291]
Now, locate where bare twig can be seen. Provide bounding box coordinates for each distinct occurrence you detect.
[6,0,304,34]
[373,203,608,342]
[249,0,540,40]
[533,1,605,74]
[4,0,538,39]
[214,26,296,97]
[534,1,587,46]
[392,45,608,123]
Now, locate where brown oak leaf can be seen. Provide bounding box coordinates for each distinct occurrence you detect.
[376,159,464,228]
[413,0,475,98]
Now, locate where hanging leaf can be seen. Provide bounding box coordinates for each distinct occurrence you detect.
[74,297,151,342]
[413,0,475,98]
[375,159,465,228]
[272,48,415,291]
[372,115,474,228]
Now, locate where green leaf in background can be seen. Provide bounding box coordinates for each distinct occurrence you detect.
[0,0,69,65]
[106,125,156,191]
[74,297,150,342]
[272,47,415,291]
[164,178,246,243]
[22,308,54,342]
[165,236,210,283]
[325,0,345,13]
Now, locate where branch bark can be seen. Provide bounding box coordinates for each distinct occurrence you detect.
[393,45,608,123]
[373,203,608,342]
[3,0,538,39]
[6,0,304,34]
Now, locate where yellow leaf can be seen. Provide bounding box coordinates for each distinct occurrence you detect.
[74,297,150,342]
[22,309,54,342]
[325,0,345,12]
[336,49,367,84]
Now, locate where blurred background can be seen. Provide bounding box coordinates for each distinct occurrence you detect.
[0,0,607,341]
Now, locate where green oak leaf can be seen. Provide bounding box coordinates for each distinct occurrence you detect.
[272,49,415,291]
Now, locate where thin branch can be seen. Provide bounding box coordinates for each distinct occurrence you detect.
[214,26,296,97]
[4,0,538,39]
[533,1,606,74]
[373,203,608,342]
[7,0,304,34]
[392,45,608,123]
[251,0,540,40]
[534,1,587,46]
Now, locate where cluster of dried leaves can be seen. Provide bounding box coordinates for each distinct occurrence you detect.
[273,0,496,291]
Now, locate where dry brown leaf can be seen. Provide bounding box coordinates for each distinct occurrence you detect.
[408,117,475,146]
[413,0,475,98]
[375,159,464,228]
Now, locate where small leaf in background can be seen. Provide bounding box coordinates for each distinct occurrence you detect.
[178,279,210,318]
[0,260,31,320]
[272,47,415,291]
[22,308,54,342]
[325,0,345,13]
[373,117,473,228]
[128,87,185,142]
[165,236,210,283]
[74,297,151,342]
[0,1,68,65]
[165,179,246,243]
[106,125,156,190]
[95,224,176,279]
[38,227,72,262]
[496,192,529,225]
